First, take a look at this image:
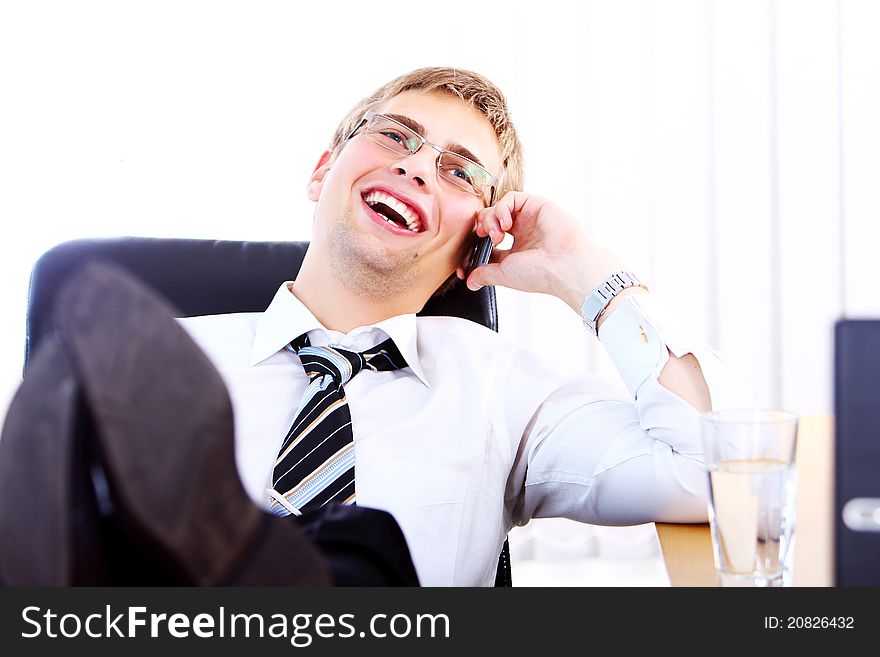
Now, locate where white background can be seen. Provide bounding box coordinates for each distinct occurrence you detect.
[1,0,878,584]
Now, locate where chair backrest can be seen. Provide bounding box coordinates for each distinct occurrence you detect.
[25,237,499,372]
[24,236,511,586]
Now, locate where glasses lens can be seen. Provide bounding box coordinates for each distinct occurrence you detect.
[365,116,419,155]
[361,114,495,200]
[438,153,492,196]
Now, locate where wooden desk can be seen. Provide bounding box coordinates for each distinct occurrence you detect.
[656,415,834,586]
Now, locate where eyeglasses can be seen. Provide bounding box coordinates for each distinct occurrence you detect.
[345,111,498,204]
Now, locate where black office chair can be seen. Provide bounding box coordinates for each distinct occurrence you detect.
[24,237,512,586]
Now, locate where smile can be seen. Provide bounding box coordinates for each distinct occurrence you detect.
[360,187,426,235]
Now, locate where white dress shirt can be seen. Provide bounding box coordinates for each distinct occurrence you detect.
[178,283,726,586]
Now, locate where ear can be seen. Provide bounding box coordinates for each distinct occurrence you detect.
[306,150,333,202]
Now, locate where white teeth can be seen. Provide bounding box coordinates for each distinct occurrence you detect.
[388,197,407,218]
[363,190,421,231]
[375,209,415,232]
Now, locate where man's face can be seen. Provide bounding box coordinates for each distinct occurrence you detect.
[307,90,501,300]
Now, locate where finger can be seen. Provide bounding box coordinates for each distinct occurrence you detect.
[477,209,503,242]
[497,201,514,233]
[466,262,504,291]
[489,248,514,265]
[489,191,533,239]
[494,190,528,216]
[476,222,505,245]
[475,207,494,238]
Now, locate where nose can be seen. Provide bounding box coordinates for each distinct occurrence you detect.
[390,146,438,191]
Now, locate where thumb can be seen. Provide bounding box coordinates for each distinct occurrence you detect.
[466,263,503,291]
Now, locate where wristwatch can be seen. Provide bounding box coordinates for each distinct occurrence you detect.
[580,271,646,336]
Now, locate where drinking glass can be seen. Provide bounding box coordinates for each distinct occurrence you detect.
[701,409,798,587]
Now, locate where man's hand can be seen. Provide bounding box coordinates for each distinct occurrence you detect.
[465,191,632,315]
[467,192,711,411]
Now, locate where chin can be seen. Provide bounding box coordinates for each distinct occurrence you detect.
[328,228,417,296]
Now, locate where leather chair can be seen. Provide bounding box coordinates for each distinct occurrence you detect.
[24,237,512,586]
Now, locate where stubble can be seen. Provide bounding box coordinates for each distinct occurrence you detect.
[328,206,423,299]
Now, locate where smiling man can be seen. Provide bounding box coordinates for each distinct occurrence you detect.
[180,67,723,586]
[298,88,506,330]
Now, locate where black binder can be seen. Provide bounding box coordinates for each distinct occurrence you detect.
[834,319,880,586]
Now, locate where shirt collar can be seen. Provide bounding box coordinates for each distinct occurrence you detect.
[249,282,431,388]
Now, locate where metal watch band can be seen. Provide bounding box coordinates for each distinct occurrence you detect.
[580,271,645,336]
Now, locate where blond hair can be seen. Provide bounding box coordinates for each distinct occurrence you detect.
[330,66,524,200]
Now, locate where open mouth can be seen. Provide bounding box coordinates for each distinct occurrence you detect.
[361,189,425,233]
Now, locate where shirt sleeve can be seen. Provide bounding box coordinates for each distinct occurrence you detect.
[502,293,729,528]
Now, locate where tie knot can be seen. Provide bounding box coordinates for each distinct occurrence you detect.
[288,335,407,385]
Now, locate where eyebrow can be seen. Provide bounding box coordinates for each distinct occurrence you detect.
[385,113,488,169]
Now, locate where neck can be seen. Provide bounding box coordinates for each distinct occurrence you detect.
[291,250,430,333]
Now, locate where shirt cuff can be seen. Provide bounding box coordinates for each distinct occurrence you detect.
[597,293,714,399]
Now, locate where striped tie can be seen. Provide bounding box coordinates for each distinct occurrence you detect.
[268,334,407,517]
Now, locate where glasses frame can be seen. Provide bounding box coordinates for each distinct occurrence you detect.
[345,110,498,206]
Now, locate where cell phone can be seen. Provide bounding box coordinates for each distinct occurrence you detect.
[467,235,494,276]
[466,188,498,277]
